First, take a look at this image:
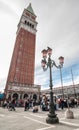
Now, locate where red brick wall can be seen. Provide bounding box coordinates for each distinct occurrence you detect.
[5,28,36,91]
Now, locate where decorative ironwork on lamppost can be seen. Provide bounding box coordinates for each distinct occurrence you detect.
[41,47,64,124]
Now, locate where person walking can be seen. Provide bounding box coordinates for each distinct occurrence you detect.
[10,98,16,111]
[24,99,29,111]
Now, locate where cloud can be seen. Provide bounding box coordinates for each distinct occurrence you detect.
[0,0,19,17]
[0,78,6,92]
[35,0,79,66]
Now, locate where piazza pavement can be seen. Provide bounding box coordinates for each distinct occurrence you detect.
[0,106,79,130]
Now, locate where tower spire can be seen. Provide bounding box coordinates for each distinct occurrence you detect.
[26,3,36,16]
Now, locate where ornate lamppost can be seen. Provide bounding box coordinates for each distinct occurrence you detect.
[71,69,76,99]
[59,60,64,99]
[41,47,64,124]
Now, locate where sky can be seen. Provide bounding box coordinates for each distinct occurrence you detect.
[0,0,79,92]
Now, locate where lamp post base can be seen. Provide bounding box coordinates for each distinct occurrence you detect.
[46,114,59,124]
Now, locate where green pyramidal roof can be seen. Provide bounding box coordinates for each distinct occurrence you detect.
[26,3,36,16]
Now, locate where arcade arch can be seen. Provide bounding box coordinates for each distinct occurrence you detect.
[12,93,18,100]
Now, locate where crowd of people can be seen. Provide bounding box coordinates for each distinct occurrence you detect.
[40,95,79,111]
[1,97,39,112]
[0,95,79,113]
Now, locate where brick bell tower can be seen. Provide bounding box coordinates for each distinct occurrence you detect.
[5,3,40,101]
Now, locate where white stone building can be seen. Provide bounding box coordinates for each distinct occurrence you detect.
[41,84,79,99]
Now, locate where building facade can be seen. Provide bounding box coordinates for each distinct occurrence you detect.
[5,3,40,101]
[41,84,79,99]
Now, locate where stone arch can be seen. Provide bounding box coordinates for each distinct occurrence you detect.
[33,94,37,101]
[13,93,18,100]
[23,93,28,99]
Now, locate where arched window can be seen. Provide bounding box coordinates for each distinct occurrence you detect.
[27,22,29,26]
[13,93,18,100]
[24,20,27,24]
[23,93,28,99]
[32,25,34,28]
[30,23,32,27]
[33,94,37,100]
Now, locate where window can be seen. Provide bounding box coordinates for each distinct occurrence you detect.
[27,22,29,26]
[32,25,34,28]
[30,23,32,27]
[24,20,27,24]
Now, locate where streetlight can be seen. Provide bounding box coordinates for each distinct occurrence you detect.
[71,69,76,99]
[59,65,64,99]
[41,47,64,124]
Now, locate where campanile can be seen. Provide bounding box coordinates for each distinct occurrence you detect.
[5,3,40,101]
